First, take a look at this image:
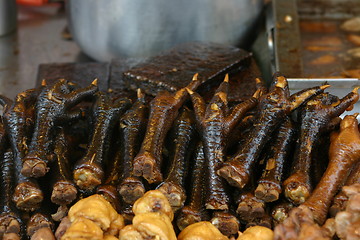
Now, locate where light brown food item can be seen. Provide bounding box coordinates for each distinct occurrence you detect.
[300,21,337,33]
[133,190,174,221]
[68,194,124,231]
[3,232,21,240]
[304,36,343,47]
[310,55,337,65]
[55,217,71,240]
[347,48,360,58]
[52,205,69,222]
[178,221,228,240]
[273,206,330,240]
[31,227,55,240]
[347,34,360,46]
[106,214,126,237]
[301,114,360,224]
[103,235,119,240]
[132,212,176,240]
[321,218,336,239]
[119,225,143,240]
[61,217,103,240]
[211,211,240,237]
[342,69,360,78]
[335,183,360,240]
[305,46,342,52]
[341,17,360,32]
[237,226,273,240]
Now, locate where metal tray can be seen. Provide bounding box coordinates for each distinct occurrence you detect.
[252,0,360,82]
[288,78,360,118]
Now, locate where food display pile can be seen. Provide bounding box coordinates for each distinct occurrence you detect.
[0,43,359,240]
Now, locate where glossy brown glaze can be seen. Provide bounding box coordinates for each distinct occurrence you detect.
[51,205,68,222]
[176,143,209,231]
[117,90,148,204]
[30,227,55,240]
[157,107,196,211]
[96,92,145,209]
[73,91,130,192]
[188,75,258,210]
[211,211,240,237]
[274,205,330,240]
[0,150,22,240]
[236,191,265,222]
[23,80,98,178]
[255,117,297,202]
[123,42,252,96]
[329,161,360,217]
[246,212,272,229]
[133,74,201,184]
[218,74,328,190]
[96,184,121,212]
[54,216,71,240]
[302,114,360,225]
[26,212,54,238]
[284,89,359,205]
[0,89,44,211]
[50,128,77,206]
[120,201,135,224]
[226,114,254,153]
[12,166,43,212]
[1,88,39,162]
[271,200,294,225]
[96,142,123,210]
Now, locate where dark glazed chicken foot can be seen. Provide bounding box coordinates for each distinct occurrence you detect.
[176,143,209,231]
[157,107,196,211]
[23,79,98,178]
[50,128,77,206]
[301,114,360,224]
[255,116,297,202]
[218,74,329,190]
[117,89,148,204]
[73,91,131,192]
[283,89,359,205]
[133,74,201,184]
[0,150,23,240]
[1,88,44,211]
[187,74,259,210]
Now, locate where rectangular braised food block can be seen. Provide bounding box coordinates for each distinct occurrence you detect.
[123,42,252,96]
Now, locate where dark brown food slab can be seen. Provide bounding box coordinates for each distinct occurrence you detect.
[108,58,149,101]
[122,42,253,96]
[36,62,110,91]
[36,43,263,102]
[228,59,263,102]
[199,58,263,103]
[109,58,148,90]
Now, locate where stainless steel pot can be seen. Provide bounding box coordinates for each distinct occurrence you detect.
[67,0,263,61]
[0,0,17,36]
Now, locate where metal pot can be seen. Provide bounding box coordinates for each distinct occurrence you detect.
[0,0,17,36]
[67,0,263,61]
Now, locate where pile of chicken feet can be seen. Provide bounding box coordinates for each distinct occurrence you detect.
[0,72,359,240]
